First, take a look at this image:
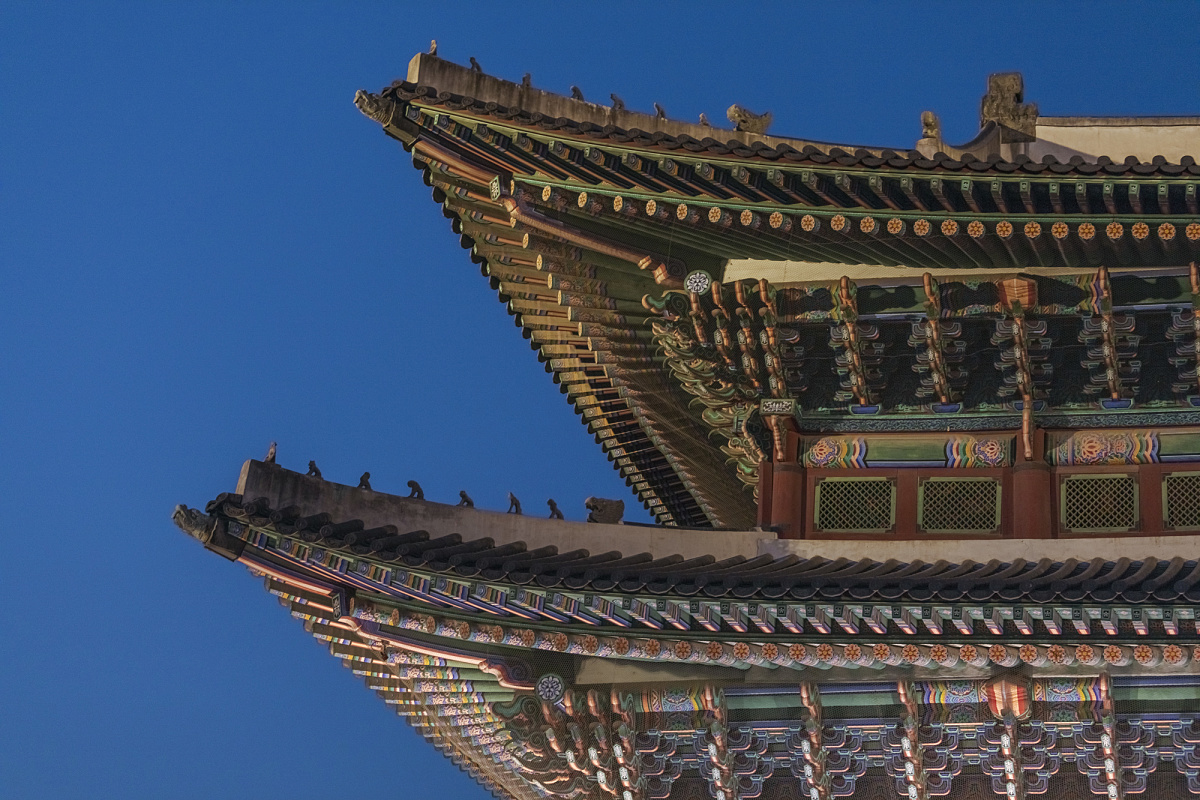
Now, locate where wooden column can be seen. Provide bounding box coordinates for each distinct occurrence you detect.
[1011,428,1052,538]
[756,458,774,528]
[758,426,804,539]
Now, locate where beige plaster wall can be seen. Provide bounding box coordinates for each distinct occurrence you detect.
[1030,119,1200,162]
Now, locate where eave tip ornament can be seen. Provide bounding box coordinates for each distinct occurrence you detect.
[354,90,395,126]
[727,104,772,134]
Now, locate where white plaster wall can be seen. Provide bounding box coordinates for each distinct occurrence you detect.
[1030,121,1200,162]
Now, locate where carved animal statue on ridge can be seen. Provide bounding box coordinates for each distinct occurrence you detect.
[570,86,584,101]
[921,110,941,139]
[358,472,372,491]
[521,73,531,88]
[610,93,625,111]
[469,57,483,74]
[726,104,772,134]
[407,480,424,500]
[306,461,322,479]
[264,442,277,464]
[458,490,474,508]
[547,499,564,520]
[429,39,437,56]
[585,496,624,524]
[507,492,522,515]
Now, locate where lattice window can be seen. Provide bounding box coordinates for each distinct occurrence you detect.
[814,478,895,532]
[1060,474,1138,533]
[919,478,1001,533]
[1164,472,1200,530]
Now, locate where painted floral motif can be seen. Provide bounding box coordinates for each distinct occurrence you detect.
[673,641,692,660]
[1158,222,1176,241]
[705,641,724,660]
[760,642,778,661]
[579,634,598,654]
[1132,221,1150,239]
[1133,644,1159,665]
[535,673,565,702]
[1019,644,1040,664]
[815,643,835,661]
[913,219,931,237]
[1102,645,1127,665]
[887,218,905,235]
[732,642,751,661]
[1075,644,1098,665]
[941,219,958,236]
[1187,223,1200,241]
[1106,221,1124,240]
[800,214,817,232]
[612,637,630,655]
[859,216,877,234]
[1052,430,1158,465]
[1046,645,1070,665]
[946,435,1010,467]
[996,220,1014,238]
[1164,644,1186,665]
[803,436,866,468]
[1078,222,1096,240]
[1051,221,1069,239]
[1024,221,1042,238]
[844,643,863,662]
[788,643,808,662]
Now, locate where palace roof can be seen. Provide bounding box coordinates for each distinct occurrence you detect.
[175,460,1200,800]
[355,54,1200,526]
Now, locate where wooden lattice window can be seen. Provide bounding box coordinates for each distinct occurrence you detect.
[1060,474,1138,533]
[918,478,1001,534]
[814,478,895,533]
[1163,472,1200,531]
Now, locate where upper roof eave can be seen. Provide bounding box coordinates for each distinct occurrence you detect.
[373,54,1200,178]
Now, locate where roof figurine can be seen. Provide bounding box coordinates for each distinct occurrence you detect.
[652,102,666,120]
[726,103,772,133]
[406,480,424,500]
[569,85,583,101]
[428,39,437,56]
[521,72,531,88]
[698,112,710,127]
[609,93,624,111]
[468,56,482,74]
[506,492,522,515]
[584,496,623,524]
[264,441,276,464]
[920,109,940,140]
[305,460,321,478]
[357,472,371,491]
[546,498,564,519]
[456,490,473,508]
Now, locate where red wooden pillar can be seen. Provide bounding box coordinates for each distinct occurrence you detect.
[770,462,807,539]
[1011,428,1052,538]
[756,424,805,539]
[756,459,774,528]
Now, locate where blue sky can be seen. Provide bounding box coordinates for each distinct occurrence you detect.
[3,3,1197,798]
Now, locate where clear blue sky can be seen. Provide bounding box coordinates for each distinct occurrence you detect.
[3,3,1197,798]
